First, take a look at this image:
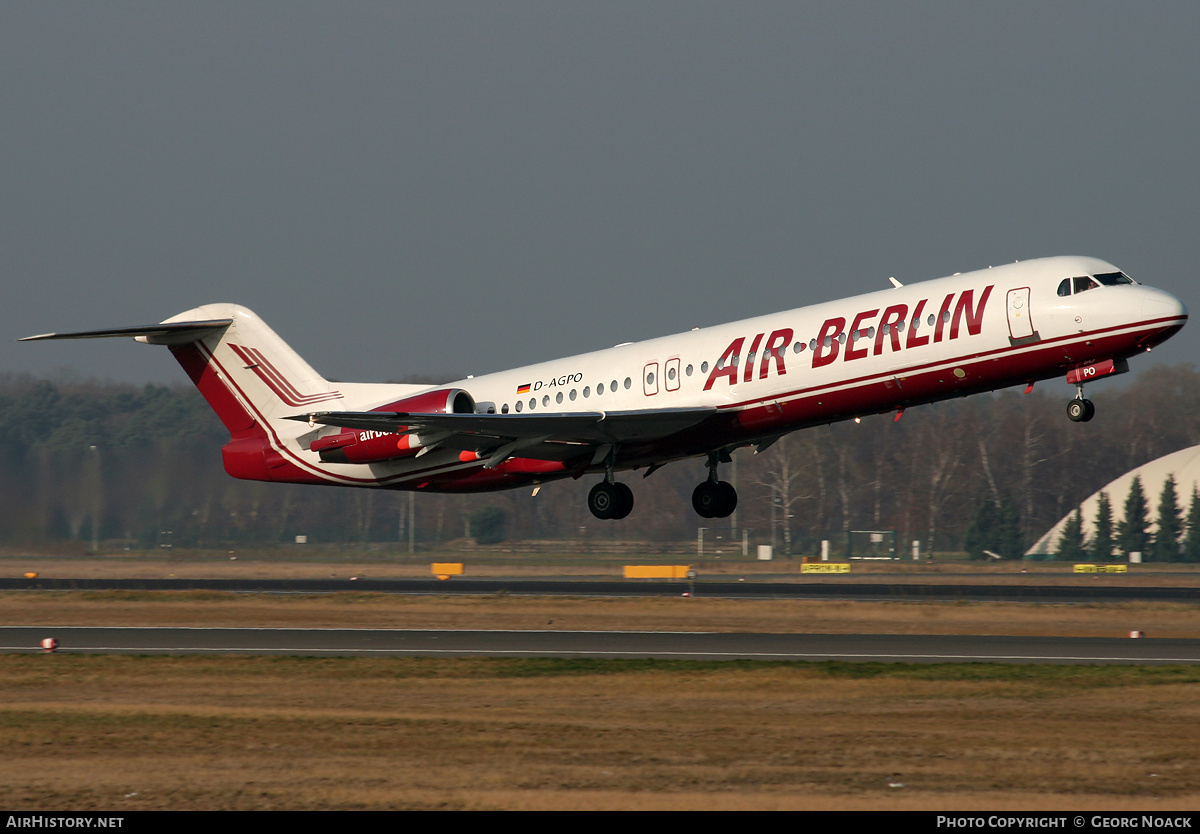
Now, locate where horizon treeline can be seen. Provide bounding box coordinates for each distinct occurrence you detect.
[4,365,1200,556]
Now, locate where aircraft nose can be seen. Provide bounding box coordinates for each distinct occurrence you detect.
[1143,286,1188,322]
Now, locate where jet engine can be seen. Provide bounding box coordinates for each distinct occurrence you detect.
[309,388,475,463]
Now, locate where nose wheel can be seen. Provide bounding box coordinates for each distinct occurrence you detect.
[1067,384,1095,423]
[1067,398,1095,422]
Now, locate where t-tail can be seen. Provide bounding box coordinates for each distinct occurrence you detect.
[20,304,422,483]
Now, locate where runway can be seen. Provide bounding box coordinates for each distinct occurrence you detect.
[4,576,1200,603]
[4,626,1199,664]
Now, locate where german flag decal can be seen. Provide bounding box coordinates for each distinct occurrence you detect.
[516,383,531,394]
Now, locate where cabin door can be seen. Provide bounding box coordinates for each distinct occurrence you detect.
[1006,287,1034,340]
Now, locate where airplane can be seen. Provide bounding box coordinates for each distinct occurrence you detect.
[22,256,1187,521]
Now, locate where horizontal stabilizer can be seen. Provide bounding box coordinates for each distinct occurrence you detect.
[20,319,233,346]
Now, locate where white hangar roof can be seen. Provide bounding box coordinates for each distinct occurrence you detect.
[1027,444,1200,556]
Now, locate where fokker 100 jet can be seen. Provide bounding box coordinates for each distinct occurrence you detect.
[23,256,1187,520]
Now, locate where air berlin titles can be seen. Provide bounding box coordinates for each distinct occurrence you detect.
[704,285,994,391]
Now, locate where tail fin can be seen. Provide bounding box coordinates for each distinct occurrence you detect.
[26,304,352,483]
[159,304,343,440]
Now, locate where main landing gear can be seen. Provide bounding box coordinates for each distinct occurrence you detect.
[588,480,634,520]
[587,449,740,521]
[692,452,738,519]
[588,446,634,520]
[1067,384,1095,423]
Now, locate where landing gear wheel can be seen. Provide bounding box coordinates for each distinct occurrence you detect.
[589,481,634,520]
[1067,398,1096,423]
[611,482,634,519]
[692,481,720,518]
[588,482,618,520]
[717,481,738,517]
[692,480,738,518]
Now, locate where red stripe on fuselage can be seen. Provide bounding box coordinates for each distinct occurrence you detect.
[717,314,1184,412]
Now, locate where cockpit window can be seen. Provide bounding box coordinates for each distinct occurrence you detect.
[1058,272,1135,296]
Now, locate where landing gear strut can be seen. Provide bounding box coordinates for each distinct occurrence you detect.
[1067,384,1095,423]
[692,452,738,519]
[588,446,634,520]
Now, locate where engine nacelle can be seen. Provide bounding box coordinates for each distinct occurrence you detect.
[309,387,475,463]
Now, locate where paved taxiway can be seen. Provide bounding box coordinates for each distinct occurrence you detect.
[4,627,1199,664]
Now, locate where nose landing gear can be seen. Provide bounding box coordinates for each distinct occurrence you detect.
[1067,384,1095,422]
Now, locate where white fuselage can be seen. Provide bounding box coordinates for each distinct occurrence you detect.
[441,256,1179,426]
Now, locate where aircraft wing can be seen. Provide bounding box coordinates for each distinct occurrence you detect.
[288,407,718,463]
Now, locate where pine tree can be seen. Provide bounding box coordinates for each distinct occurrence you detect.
[995,496,1023,560]
[963,497,997,560]
[1153,475,1182,562]
[1181,486,1200,563]
[1090,491,1113,562]
[1055,507,1086,562]
[1118,476,1150,560]
[963,495,1023,559]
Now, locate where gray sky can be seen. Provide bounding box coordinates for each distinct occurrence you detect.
[4,2,1198,387]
